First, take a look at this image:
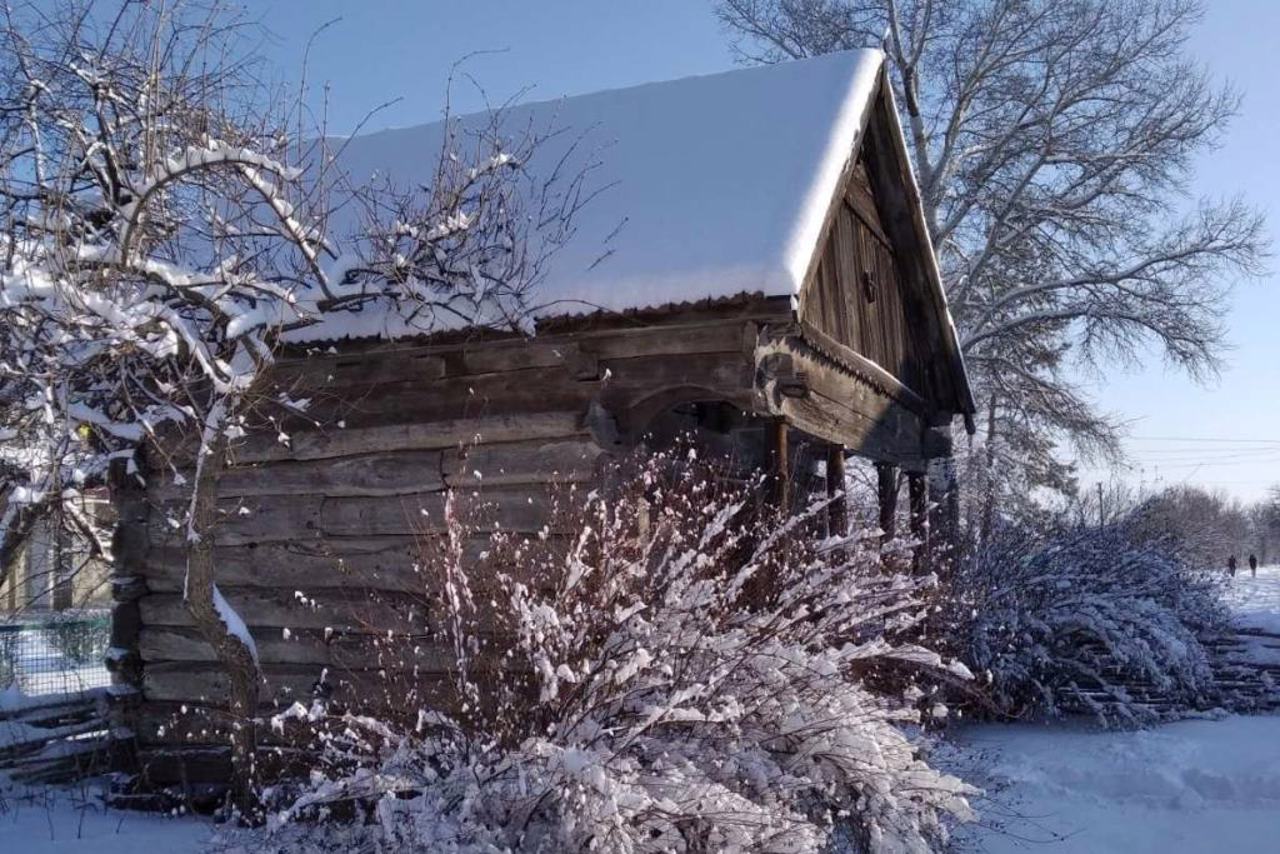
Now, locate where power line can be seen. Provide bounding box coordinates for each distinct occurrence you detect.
[1128,435,1280,444]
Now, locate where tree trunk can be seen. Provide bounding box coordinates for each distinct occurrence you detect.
[183,425,261,819]
[927,453,960,576]
[978,392,998,545]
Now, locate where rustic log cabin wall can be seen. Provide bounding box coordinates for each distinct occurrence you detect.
[111,295,961,785]
[106,51,977,790]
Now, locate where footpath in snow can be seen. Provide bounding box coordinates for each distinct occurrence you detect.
[950,566,1280,853]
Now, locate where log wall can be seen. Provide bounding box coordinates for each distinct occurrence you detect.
[123,303,795,784]
[118,298,957,787]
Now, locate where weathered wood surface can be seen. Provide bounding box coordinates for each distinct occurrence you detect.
[136,531,568,591]
[138,585,516,635]
[146,483,577,547]
[141,662,468,710]
[758,336,928,462]
[139,587,427,632]
[157,317,766,468]
[150,438,604,501]
[220,412,587,466]
[127,304,944,777]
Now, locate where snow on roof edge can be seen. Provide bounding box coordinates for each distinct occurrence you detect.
[777,50,884,297]
[285,49,891,345]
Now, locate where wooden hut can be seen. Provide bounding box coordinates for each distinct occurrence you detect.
[107,49,975,787]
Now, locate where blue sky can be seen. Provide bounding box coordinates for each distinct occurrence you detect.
[254,0,1279,502]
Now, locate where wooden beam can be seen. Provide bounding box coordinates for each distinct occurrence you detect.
[757,338,928,463]
[907,471,928,572]
[876,462,898,543]
[825,445,848,538]
[765,418,790,512]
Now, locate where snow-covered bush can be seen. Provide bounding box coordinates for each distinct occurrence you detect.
[945,521,1228,725]
[256,450,975,852]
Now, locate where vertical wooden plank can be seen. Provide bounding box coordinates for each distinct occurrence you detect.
[876,462,898,544]
[836,205,864,354]
[765,418,790,513]
[907,471,928,573]
[825,445,848,538]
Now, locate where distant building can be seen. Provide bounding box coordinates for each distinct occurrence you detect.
[1,493,112,615]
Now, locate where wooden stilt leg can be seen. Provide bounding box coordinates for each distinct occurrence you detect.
[825,444,847,538]
[765,418,790,514]
[908,471,928,572]
[876,462,899,546]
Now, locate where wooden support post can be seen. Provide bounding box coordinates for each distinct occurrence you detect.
[907,471,928,572]
[825,444,848,538]
[765,418,790,513]
[876,462,899,544]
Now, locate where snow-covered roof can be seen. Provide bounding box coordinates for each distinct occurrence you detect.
[293,50,886,340]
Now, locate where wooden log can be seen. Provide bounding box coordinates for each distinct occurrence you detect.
[138,538,422,591]
[139,626,513,674]
[317,487,558,538]
[151,438,604,503]
[907,471,928,572]
[825,444,848,537]
[765,418,790,511]
[137,532,571,593]
[272,317,754,393]
[759,338,926,462]
[141,662,463,711]
[138,587,432,633]
[204,412,587,466]
[138,584,517,638]
[876,462,899,543]
[146,484,573,547]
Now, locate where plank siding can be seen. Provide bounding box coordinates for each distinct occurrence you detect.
[800,141,935,407]
[120,83,972,789]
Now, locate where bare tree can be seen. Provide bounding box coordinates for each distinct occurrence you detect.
[0,0,588,815]
[716,0,1267,520]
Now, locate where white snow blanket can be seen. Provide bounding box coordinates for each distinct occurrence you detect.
[290,49,884,342]
[949,715,1280,853]
[949,565,1280,852]
[1223,564,1280,636]
[0,779,212,853]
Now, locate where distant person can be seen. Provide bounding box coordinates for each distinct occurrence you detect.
[1250,554,1259,578]
[1228,555,1238,578]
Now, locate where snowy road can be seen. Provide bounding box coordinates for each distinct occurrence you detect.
[1223,565,1280,636]
[951,566,1280,853]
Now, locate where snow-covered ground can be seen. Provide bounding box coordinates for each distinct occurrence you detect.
[949,565,1280,853]
[5,572,1280,853]
[0,780,212,853]
[948,715,1280,853]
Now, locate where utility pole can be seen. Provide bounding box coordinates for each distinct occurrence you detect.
[1097,481,1104,528]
